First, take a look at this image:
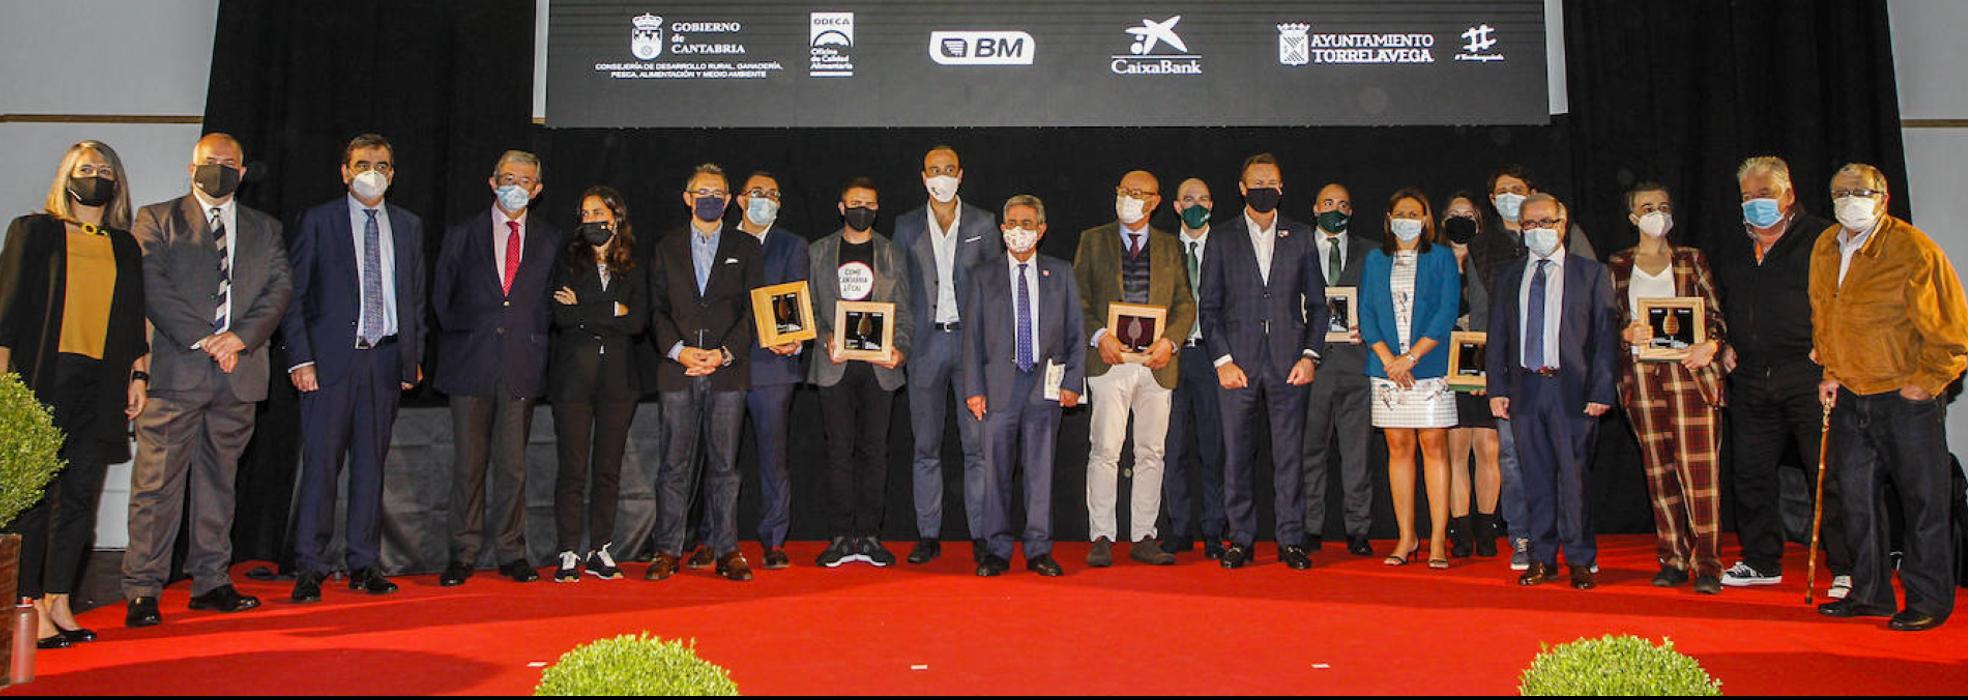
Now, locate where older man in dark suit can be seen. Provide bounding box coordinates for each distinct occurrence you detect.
[280,133,426,603]
[124,132,293,627]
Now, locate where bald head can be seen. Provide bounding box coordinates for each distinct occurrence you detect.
[192,133,244,167]
[189,132,247,202]
[1117,170,1162,226]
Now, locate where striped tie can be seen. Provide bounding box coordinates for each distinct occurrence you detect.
[359,209,385,343]
[1015,263,1034,373]
[211,207,229,334]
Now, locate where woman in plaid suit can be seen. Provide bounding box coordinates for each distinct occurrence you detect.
[1609,182,1730,594]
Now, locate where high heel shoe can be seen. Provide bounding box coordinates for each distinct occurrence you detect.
[38,633,73,650]
[56,624,98,643]
[1383,543,1420,566]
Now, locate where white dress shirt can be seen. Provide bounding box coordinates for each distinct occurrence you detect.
[1181,227,1209,342]
[492,206,528,281]
[929,203,963,323]
[1518,251,1566,369]
[1837,220,1879,285]
[1008,253,1042,361]
[191,190,238,345]
[1244,212,1277,285]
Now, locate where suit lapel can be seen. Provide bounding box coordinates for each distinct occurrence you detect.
[1147,229,1172,306]
[336,200,363,298]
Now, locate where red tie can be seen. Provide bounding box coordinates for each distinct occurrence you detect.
[502,220,521,295]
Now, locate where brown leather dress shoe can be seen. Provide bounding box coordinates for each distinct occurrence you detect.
[716,551,754,582]
[687,547,716,570]
[1130,538,1175,565]
[1517,562,1556,586]
[1569,565,1597,590]
[645,553,679,581]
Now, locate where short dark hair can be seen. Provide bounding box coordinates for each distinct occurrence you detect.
[1485,163,1538,196]
[744,170,779,187]
[1240,152,1280,180]
[1623,181,1670,213]
[343,133,392,165]
[840,176,878,201]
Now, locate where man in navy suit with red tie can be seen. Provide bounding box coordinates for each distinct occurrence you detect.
[431,150,563,586]
[279,134,426,602]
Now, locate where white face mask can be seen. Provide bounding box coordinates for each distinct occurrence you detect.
[1524,227,1562,258]
[1115,195,1147,225]
[1390,218,1424,243]
[925,175,960,203]
[1493,192,1527,222]
[745,197,779,227]
[1003,226,1039,254]
[1835,195,1881,233]
[1636,211,1672,238]
[351,170,389,200]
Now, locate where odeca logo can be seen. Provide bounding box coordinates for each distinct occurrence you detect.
[1112,16,1201,75]
[631,13,663,60]
[930,30,1035,66]
[810,12,855,77]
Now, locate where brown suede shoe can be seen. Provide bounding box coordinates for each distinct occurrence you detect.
[645,553,679,581]
[1130,538,1175,565]
[716,551,754,582]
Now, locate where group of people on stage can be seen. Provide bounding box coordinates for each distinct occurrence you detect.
[4,133,1965,652]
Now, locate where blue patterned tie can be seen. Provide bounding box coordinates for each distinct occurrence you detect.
[1525,259,1550,369]
[1015,263,1034,372]
[359,209,385,343]
[211,208,229,334]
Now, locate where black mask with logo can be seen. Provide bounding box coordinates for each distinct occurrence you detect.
[577,222,615,247]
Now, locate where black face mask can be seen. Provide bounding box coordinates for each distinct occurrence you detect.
[1443,215,1478,244]
[843,206,878,231]
[68,176,117,207]
[193,163,242,198]
[577,222,615,246]
[1244,187,1281,214]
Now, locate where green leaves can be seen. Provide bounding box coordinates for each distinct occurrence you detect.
[534,633,739,697]
[0,373,66,529]
[1520,635,1722,696]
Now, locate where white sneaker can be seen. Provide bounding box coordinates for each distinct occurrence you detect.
[1827,575,1853,600]
[1719,561,1782,587]
[554,550,582,583]
[1510,539,1531,571]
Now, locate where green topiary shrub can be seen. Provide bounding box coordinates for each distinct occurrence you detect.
[1520,635,1722,696]
[0,373,66,528]
[535,633,739,696]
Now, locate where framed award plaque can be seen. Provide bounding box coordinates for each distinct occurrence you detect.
[1636,297,1705,362]
[1106,302,1167,363]
[751,280,817,347]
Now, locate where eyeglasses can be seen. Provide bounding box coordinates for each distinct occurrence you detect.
[1003,220,1041,229]
[1115,187,1158,199]
[350,162,394,174]
[1831,188,1882,199]
[495,173,537,187]
[743,187,780,200]
[74,163,115,178]
[689,188,729,199]
[1520,218,1563,229]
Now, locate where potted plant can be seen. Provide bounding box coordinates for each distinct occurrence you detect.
[535,633,739,696]
[1520,634,1722,696]
[0,373,68,688]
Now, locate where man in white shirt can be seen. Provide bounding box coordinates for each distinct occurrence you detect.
[1159,178,1229,559]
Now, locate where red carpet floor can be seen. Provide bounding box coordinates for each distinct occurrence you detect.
[9,535,1966,695]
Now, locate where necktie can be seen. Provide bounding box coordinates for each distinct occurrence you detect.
[211,207,229,334]
[1184,241,1200,301]
[1016,263,1034,373]
[359,209,386,343]
[1326,235,1344,285]
[1128,233,1142,260]
[1525,259,1550,369]
[502,220,521,295]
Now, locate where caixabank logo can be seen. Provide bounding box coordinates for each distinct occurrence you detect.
[1112,16,1201,75]
[931,30,1036,66]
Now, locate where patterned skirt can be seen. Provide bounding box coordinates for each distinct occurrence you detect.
[1370,376,1458,429]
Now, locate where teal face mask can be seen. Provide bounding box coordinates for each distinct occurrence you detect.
[1180,204,1210,230]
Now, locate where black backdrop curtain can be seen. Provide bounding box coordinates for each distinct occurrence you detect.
[201,0,1908,561]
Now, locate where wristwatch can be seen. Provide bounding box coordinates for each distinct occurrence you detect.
[131,370,151,383]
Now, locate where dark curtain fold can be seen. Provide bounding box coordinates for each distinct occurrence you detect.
[199,0,1906,561]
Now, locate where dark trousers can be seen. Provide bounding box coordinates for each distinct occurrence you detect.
[1511,374,1598,568]
[1833,389,1955,619]
[552,397,636,553]
[1729,366,1848,573]
[1164,344,1227,541]
[15,355,110,598]
[907,327,988,539]
[293,344,401,574]
[981,371,1060,560]
[820,362,895,537]
[124,369,258,598]
[656,378,746,555]
[1303,373,1374,538]
[746,382,797,549]
[1219,361,1309,548]
[448,387,534,566]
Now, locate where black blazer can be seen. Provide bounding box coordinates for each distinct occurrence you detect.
[431,208,563,399]
[646,227,764,393]
[549,251,647,401]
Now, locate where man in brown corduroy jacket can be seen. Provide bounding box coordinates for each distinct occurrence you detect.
[1808,162,1968,632]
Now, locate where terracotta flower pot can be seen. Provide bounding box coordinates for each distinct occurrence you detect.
[0,532,19,688]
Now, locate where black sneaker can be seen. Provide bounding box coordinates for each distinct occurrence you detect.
[1720,561,1781,587]
[585,546,622,580]
[817,536,854,568]
[554,551,581,583]
[907,539,941,564]
[1650,565,1689,588]
[860,537,897,567]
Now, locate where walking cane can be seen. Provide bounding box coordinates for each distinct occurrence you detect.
[1805,400,1833,604]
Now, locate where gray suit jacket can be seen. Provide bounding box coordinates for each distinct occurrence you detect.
[1313,230,1374,378]
[893,201,1002,339]
[134,194,294,402]
[808,230,914,391]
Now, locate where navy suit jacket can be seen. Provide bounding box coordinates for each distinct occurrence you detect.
[1198,213,1329,378]
[961,252,1085,409]
[279,198,426,387]
[431,208,563,398]
[1484,252,1619,410]
[747,225,810,387]
[893,201,1003,335]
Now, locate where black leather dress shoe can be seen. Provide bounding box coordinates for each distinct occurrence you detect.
[976,555,1009,577]
[439,562,473,587]
[291,571,326,603]
[1280,545,1312,570]
[1569,565,1597,590]
[1302,534,1323,551]
[1517,562,1555,586]
[125,597,161,628]
[56,625,97,643]
[188,585,261,613]
[1220,545,1249,569]
[1026,554,1064,577]
[972,539,989,565]
[687,547,716,570]
[1347,535,1374,557]
[763,548,792,570]
[1203,540,1225,560]
[37,634,72,650]
[1817,600,1895,618]
[1160,536,1193,555]
[907,539,941,565]
[1651,566,1690,588]
[349,568,399,595]
[1888,611,1946,632]
[499,560,539,583]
